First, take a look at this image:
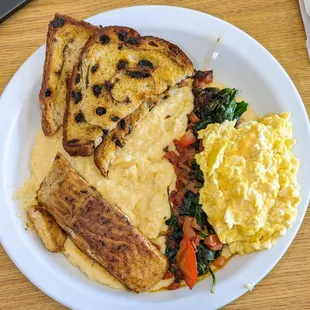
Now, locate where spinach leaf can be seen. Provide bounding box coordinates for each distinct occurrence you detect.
[194,87,248,133]
[179,192,197,216]
[166,247,178,264]
[196,244,217,275]
[235,100,248,119]
[195,205,207,228]
[178,191,207,228]
[209,267,216,294]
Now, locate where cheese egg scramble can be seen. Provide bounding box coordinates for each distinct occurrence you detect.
[196,112,300,255]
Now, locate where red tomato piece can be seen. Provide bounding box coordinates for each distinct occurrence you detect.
[176,235,198,289]
[182,216,197,241]
[163,271,174,280]
[167,281,181,290]
[175,143,186,153]
[204,234,223,251]
[178,131,196,147]
[188,112,200,123]
[212,255,227,268]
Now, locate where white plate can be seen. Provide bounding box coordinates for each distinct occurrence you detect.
[0,5,309,310]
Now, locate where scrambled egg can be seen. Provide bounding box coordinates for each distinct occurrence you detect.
[196,112,300,255]
[16,85,193,290]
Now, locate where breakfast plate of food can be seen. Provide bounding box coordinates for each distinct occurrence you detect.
[0,5,310,310]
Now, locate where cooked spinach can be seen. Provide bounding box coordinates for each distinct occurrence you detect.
[165,85,248,290]
[165,215,183,268]
[196,244,218,275]
[192,160,204,183]
[179,192,206,228]
[178,192,197,216]
[166,187,220,277]
[194,87,248,132]
[165,214,178,227]
[165,168,220,278]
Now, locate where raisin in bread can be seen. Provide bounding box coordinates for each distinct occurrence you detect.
[39,14,97,136]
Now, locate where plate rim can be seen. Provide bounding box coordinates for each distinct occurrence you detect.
[0,5,309,310]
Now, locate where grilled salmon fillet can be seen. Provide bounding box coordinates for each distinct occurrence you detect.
[36,152,168,292]
[28,205,66,252]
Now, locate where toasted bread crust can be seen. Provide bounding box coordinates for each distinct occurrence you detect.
[62,31,102,156]
[37,153,168,291]
[63,25,194,156]
[142,35,193,72]
[40,14,96,136]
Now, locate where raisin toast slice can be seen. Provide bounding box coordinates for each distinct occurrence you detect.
[39,14,97,136]
[63,26,194,156]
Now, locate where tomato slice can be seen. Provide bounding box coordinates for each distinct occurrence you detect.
[175,143,185,153]
[188,112,200,123]
[212,255,227,268]
[204,234,223,251]
[176,235,198,289]
[163,271,174,279]
[176,131,196,147]
[167,281,180,290]
[182,216,197,241]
